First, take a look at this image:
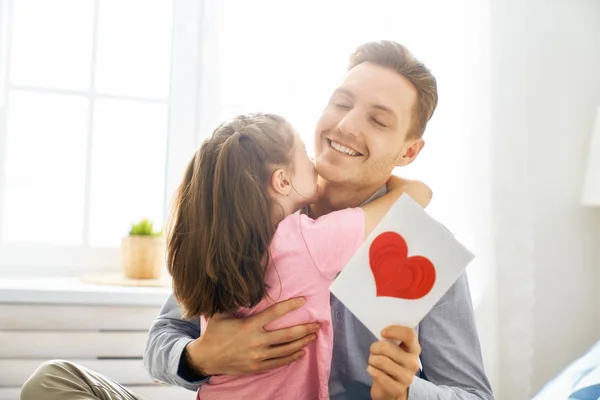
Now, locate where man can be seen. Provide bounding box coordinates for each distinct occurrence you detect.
[21,41,493,400]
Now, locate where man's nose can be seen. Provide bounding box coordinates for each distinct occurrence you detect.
[337,111,360,138]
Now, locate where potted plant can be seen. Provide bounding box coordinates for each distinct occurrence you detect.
[121,219,165,279]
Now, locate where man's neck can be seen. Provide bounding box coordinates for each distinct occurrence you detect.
[309,178,385,219]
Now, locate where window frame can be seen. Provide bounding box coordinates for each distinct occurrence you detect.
[0,0,206,274]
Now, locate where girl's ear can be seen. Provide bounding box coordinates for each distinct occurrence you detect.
[270,168,292,196]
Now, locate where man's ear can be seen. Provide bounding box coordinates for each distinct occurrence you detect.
[270,168,292,196]
[395,138,425,167]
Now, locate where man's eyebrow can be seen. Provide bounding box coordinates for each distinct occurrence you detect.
[333,87,354,98]
[373,104,397,118]
[334,87,398,119]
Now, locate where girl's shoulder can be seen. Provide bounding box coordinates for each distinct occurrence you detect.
[277,208,363,234]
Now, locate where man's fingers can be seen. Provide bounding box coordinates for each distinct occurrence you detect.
[264,323,320,346]
[368,354,402,383]
[367,366,405,397]
[370,340,420,372]
[381,325,421,354]
[368,354,414,386]
[247,333,315,374]
[251,297,306,327]
[265,332,317,359]
[255,350,306,373]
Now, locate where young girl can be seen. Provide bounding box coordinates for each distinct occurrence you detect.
[167,113,432,400]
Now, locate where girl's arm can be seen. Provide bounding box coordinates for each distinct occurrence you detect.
[361,176,432,237]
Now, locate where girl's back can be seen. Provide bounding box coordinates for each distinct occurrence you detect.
[199,209,365,400]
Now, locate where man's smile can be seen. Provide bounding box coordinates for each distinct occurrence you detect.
[327,139,363,157]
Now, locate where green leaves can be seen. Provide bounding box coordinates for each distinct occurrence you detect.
[129,218,162,237]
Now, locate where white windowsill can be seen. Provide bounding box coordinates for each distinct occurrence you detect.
[0,277,172,306]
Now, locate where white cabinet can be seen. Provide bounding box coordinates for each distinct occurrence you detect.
[0,278,193,400]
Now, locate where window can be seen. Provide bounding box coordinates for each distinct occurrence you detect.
[1,0,491,307]
[0,0,202,271]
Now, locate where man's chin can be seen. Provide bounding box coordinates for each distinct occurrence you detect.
[315,163,356,186]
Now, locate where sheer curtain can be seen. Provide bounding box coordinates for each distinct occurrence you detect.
[198,0,498,389]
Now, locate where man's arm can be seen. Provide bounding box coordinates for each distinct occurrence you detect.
[144,294,321,390]
[143,294,205,391]
[408,272,494,399]
[368,272,494,400]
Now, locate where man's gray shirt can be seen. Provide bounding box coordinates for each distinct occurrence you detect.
[144,187,494,399]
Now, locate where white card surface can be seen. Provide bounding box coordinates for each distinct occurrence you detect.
[329,194,475,338]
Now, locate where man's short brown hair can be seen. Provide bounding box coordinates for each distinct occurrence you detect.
[349,41,438,138]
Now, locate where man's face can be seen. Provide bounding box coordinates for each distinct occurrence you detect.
[314,62,424,188]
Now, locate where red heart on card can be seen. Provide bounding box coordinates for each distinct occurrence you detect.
[369,231,436,300]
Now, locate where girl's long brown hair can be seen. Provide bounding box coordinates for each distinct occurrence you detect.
[167,113,295,319]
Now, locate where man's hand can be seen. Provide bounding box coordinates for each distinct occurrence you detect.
[368,326,421,400]
[185,297,320,376]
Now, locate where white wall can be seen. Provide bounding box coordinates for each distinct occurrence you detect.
[492,0,600,398]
